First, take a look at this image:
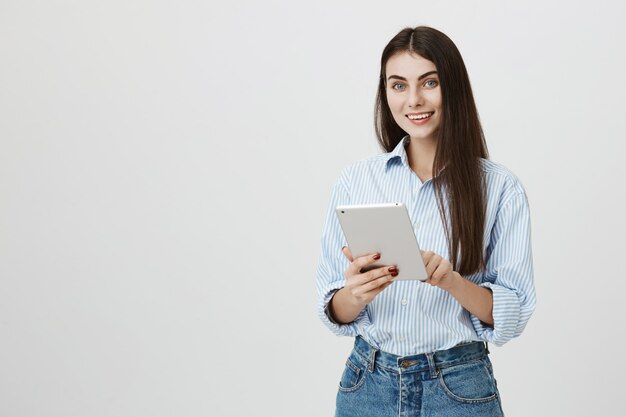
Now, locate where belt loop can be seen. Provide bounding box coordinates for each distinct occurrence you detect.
[485,341,490,354]
[425,352,439,378]
[368,347,377,373]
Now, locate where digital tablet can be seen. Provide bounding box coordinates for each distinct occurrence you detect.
[335,203,428,281]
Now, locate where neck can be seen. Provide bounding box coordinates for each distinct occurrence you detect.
[406,136,437,177]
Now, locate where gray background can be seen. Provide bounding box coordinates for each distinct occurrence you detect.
[1,0,625,416]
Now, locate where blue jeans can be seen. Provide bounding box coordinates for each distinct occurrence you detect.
[336,336,504,417]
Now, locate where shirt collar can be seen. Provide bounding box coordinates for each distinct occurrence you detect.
[384,134,448,178]
[384,135,411,171]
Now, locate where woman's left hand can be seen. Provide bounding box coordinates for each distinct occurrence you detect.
[420,250,459,291]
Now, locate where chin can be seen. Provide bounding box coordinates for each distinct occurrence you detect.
[405,128,434,140]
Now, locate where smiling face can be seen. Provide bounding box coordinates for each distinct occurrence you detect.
[385,51,442,143]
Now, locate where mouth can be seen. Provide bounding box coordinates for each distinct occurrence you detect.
[406,111,434,125]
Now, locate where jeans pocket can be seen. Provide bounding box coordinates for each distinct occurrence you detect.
[437,358,498,404]
[338,352,368,393]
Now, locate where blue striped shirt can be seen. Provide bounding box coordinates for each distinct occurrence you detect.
[315,135,536,355]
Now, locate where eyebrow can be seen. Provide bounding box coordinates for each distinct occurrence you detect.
[387,70,438,82]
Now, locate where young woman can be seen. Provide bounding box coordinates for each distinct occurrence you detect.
[315,26,536,417]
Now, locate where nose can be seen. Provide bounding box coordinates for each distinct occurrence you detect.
[408,85,423,108]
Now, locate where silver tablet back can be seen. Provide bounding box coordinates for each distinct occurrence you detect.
[336,203,428,281]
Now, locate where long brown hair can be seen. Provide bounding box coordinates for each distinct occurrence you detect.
[375,26,488,276]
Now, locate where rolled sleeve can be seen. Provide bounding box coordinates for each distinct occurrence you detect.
[315,167,368,337]
[471,191,537,346]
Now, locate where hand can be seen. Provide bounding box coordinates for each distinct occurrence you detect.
[341,246,398,307]
[420,250,459,291]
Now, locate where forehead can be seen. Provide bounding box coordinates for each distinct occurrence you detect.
[385,52,437,77]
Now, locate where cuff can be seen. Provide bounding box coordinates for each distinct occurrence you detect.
[318,282,367,337]
[470,282,521,346]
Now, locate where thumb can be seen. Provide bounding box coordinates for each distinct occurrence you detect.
[342,246,354,262]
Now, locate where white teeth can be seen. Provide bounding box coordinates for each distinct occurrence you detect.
[407,112,434,120]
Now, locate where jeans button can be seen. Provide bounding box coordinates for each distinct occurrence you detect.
[400,360,410,368]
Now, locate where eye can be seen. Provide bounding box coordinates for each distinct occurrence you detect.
[424,79,439,88]
[391,83,406,91]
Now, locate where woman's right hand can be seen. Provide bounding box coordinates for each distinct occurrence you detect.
[328,247,399,324]
[341,246,398,307]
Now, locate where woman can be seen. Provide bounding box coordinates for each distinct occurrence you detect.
[315,26,536,417]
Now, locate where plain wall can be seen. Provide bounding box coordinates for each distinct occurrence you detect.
[1,0,625,416]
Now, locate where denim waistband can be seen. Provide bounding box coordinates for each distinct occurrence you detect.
[353,336,488,375]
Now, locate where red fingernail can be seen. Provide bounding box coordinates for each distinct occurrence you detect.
[388,266,398,273]
[391,271,398,277]
[373,253,381,260]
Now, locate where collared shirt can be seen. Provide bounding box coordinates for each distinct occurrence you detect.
[315,135,536,355]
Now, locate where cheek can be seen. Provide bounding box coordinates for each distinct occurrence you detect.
[432,92,443,109]
[425,90,441,106]
[386,94,403,113]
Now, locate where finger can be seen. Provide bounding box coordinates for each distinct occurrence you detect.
[365,277,396,298]
[349,252,381,275]
[356,273,396,297]
[421,250,432,266]
[361,273,394,294]
[351,265,397,287]
[342,246,353,262]
[364,280,394,298]
[424,253,442,279]
[423,256,435,279]
[431,263,447,282]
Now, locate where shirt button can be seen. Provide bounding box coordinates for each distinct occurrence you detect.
[401,299,408,305]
